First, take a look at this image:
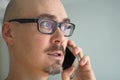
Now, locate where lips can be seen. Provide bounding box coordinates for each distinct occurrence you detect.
[48,53,61,56]
[47,51,64,60]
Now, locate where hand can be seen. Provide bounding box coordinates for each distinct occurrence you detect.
[62,40,96,80]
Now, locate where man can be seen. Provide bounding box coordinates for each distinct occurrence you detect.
[2,0,96,80]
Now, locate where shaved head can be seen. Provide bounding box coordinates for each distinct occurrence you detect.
[2,0,69,79]
[4,0,67,22]
[4,0,20,21]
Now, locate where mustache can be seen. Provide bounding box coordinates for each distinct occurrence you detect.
[44,45,65,55]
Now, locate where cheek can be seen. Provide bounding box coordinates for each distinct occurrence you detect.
[14,24,49,55]
[13,28,51,68]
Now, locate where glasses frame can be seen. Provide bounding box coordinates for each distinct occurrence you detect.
[8,18,75,37]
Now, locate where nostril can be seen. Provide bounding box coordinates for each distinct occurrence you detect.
[54,40,60,44]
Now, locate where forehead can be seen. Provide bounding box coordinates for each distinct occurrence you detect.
[37,14,70,22]
[18,0,68,22]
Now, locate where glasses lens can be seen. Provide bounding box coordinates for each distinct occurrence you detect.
[38,19,75,37]
[60,23,75,37]
[38,19,56,34]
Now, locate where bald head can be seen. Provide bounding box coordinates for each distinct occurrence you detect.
[2,0,69,78]
[3,0,17,21]
[4,0,67,22]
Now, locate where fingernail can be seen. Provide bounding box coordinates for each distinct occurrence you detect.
[81,58,87,65]
[74,47,78,54]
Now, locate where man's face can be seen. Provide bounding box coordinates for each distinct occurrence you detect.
[10,0,68,75]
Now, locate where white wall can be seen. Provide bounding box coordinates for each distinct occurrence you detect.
[0,0,120,80]
[0,0,9,79]
[63,0,120,80]
[0,34,9,80]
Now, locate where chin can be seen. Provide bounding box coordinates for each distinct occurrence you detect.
[47,66,62,75]
[44,60,63,75]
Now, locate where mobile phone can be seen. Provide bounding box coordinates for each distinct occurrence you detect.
[62,47,76,70]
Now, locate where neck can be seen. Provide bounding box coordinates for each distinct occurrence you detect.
[6,59,49,80]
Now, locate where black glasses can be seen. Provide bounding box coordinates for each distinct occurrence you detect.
[9,18,75,37]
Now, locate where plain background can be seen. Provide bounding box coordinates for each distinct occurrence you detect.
[0,0,120,80]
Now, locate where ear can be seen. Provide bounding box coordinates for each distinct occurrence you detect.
[2,22,14,46]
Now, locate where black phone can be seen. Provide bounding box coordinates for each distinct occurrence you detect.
[62,47,76,70]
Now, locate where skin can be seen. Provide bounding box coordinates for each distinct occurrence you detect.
[2,0,96,80]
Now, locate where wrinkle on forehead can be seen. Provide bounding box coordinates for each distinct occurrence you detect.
[4,0,67,22]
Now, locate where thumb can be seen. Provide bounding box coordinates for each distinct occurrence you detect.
[62,66,75,80]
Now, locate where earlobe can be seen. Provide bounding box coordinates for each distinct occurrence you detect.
[2,22,14,46]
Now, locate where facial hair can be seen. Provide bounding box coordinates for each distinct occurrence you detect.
[43,44,65,75]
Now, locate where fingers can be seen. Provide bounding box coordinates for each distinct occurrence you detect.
[67,40,83,59]
[67,40,93,73]
[62,66,75,80]
[65,40,96,80]
[79,56,92,72]
[80,56,90,66]
[67,40,76,48]
[76,47,83,59]
[78,56,96,80]
[67,40,91,67]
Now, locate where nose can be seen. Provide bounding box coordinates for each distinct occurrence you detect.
[50,28,67,45]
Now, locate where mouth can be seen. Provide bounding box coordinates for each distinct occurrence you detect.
[47,51,64,60]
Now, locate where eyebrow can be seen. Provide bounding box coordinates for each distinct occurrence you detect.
[37,13,71,23]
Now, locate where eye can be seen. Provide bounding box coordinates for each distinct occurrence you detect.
[38,20,56,33]
[60,23,70,31]
[40,21,52,29]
